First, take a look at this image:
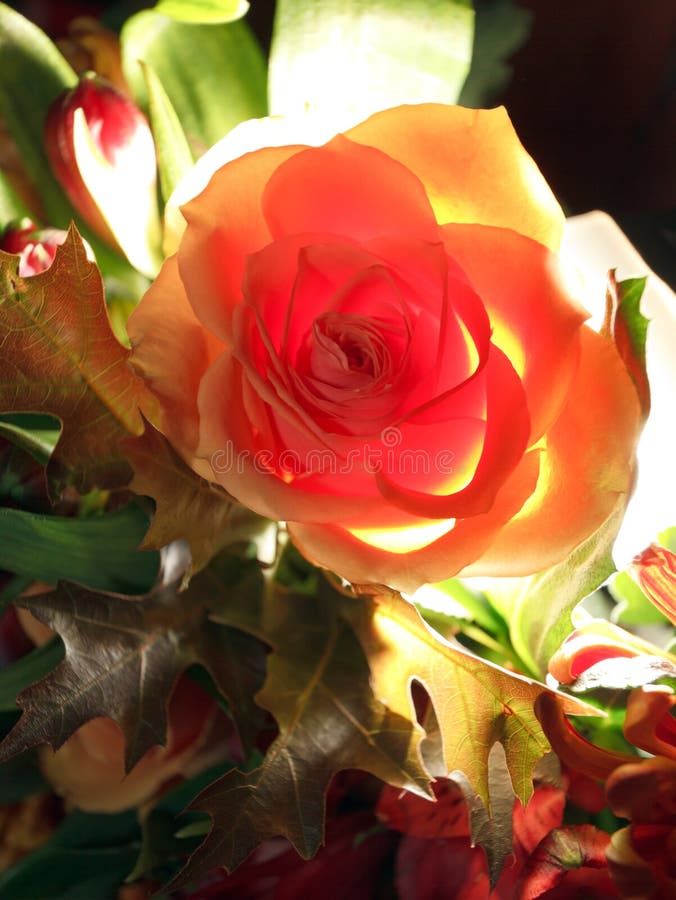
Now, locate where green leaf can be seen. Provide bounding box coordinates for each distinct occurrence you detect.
[121,11,267,157]
[0,638,64,712]
[0,809,140,900]
[0,3,77,225]
[0,413,60,465]
[459,0,533,107]
[660,526,676,553]
[0,170,32,226]
[127,763,226,882]
[269,0,474,124]
[0,574,32,609]
[141,63,195,205]
[0,748,48,802]
[0,504,160,594]
[0,228,156,498]
[0,553,266,771]
[155,0,249,24]
[605,274,650,416]
[431,577,508,636]
[609,570,671,628]
[172,576,429,884]
[491,499,629,679]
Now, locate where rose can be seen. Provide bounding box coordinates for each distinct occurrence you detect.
[128,104,641,592]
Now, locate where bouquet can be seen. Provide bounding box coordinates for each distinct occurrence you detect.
[0,1,674,897]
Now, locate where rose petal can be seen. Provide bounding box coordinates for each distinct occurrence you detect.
[178,144,304,342]
[374,347,530,519]
[262,134,440,244]
[196,351,388,523]
[288,449,540,592]
[440,223,588,443]
[460,327,641,577]
[127,255,224,454]
[346,104,564,250]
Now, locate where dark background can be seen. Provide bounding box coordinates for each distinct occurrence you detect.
[8,0,676,286]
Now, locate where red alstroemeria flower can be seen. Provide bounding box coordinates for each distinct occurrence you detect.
[606,757,676,899]
[376,777,616,899]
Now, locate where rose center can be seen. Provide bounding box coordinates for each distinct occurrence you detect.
[308,313,393,387]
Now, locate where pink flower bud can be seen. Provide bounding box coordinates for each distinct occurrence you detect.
[0,218,68,276]
[44,74,161,276]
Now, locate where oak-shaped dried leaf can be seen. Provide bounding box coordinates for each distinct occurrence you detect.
[172,578,430,885]
[124,424,266,576]
[347,591,593,810]
[0,226,156,497]
[0,558,267,770]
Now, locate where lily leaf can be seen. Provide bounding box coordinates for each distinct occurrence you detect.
[141,62,194,205]
[0,808,140,900]
[0,169,32,225]
[155,0,249,24]
[269,0,474,125]
[489,498,630,679]
[0,413,60,466]
[0,504,160,594]
[121,10,267,158]
[459,0,533,107]
[604,273,650,416]
[0,3,77,225]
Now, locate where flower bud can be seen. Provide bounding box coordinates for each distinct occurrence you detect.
[0,218,67,276]
[633,543,676,626]
[44,74,161,276]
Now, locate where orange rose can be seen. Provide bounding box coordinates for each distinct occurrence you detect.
[128,105,641,591]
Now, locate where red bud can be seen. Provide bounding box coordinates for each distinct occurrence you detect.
[44,74,160,275]
[634,544,676,626]
[0,218,69,276]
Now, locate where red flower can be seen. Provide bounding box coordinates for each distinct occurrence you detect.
[44,74,160,275]
[606,758,676,899]
[0,218,68,276]
[376,778,616,899]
